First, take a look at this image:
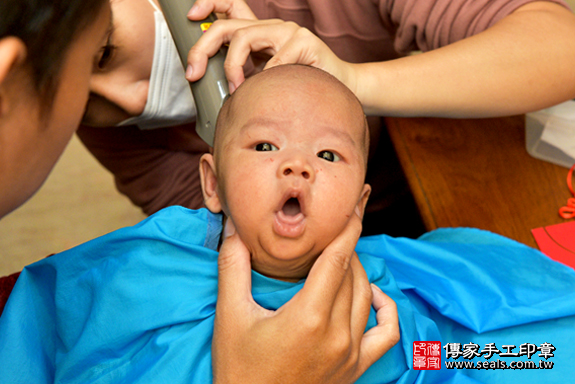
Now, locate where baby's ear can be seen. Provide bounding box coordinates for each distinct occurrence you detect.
[199,153,223,213]
[355,184,372,220]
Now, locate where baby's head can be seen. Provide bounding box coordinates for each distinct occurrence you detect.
[200,65,370,281]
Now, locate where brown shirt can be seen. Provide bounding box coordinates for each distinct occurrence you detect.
[248,0,567,60]
[77,0,569,229]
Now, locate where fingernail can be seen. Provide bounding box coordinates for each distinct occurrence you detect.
[371,283,382,292]
[228,81,236,94]
[223,219,236,238]
[186,65,193,80]
[187,4,199,18]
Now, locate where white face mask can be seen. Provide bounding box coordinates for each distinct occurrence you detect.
[117,1,196,129]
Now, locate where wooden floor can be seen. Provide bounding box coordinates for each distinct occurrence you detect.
[0,135,146,276]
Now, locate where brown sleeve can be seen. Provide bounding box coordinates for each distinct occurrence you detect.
[381,0,571,54]
[76,123,210,216]
[248,0,402,62]
[248,0,570,62]
[0,272,20,317]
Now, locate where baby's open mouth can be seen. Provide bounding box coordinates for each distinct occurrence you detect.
[274,193,306,238]
[282,197,301,216]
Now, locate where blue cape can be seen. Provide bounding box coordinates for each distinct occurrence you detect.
[1,207,574,383]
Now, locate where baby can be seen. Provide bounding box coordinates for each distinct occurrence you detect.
[200,64,371,281]
[2,65,575,384]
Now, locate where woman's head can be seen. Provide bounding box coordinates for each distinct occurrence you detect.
[82,0,178,127]
[1,0,110,107]
[0,0,112,218]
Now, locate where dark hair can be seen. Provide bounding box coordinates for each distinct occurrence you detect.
[0,0,108,102]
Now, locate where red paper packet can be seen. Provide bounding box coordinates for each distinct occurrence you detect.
[532,221,575,269]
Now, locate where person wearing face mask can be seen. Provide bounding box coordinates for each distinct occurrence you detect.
[77,0,575,239]
[79,0,210,216]
[78,0,418,237]
[116,0,197,129]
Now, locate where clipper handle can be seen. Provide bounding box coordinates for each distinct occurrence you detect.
[157,0,229,146]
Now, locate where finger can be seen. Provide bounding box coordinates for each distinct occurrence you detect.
[326,260,354,330]
[186,19,240,82]
[355,285,400,377]
[263,28,350,88]
[216,219,254,311]
[187,0,257,21]
[223,20,294,90]
[348,255,373,350]
[186,19,280,82]
[297,212,363,317]
[263,27,324,69]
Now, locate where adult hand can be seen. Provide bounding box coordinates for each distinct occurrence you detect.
[212,213,400,384]
[186,1,353,94]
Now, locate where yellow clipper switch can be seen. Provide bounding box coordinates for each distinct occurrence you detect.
[200,22,212,32]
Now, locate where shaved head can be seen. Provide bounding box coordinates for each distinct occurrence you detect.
[214,64,369,168]
[200,64,373,281]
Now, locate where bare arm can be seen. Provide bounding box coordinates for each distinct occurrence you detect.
[353,2,575,117]
[187,1,575,117]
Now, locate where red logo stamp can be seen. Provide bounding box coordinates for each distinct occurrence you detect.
[413,341,442,370]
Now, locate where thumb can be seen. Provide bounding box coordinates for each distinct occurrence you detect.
[217,219,253,308]
[187,0,257,20]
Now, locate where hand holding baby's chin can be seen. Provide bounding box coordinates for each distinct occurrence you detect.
[212,216,400,383]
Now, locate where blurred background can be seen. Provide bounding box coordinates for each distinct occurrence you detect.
[0,136,146,276]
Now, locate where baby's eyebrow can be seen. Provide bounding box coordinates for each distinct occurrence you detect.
[239,117,283,133]
[321,126,357,148]
[240,117,358,147]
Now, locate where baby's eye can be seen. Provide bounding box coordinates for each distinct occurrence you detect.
[255,143,278,151]
[317,150,340,162]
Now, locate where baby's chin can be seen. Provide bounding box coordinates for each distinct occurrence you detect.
[250,247,322,283]
[235,221,342,282]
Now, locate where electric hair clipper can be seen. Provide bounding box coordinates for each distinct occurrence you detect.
[157,0,229,146]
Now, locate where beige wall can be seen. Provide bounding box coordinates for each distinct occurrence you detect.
[0,137,146,276]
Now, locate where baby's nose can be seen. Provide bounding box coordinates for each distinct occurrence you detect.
[278,156,315,182]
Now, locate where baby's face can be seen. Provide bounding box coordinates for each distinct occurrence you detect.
[201,67,370,281]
